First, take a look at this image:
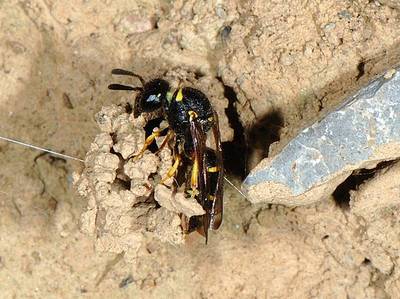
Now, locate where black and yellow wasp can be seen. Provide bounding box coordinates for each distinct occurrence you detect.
[109,69,223,241]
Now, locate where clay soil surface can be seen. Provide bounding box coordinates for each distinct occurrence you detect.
[1,1,400,298]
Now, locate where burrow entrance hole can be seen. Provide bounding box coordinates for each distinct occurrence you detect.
[218,78,284,179]
[332,160,398,210]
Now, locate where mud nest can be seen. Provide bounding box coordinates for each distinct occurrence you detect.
[74,104,207,259]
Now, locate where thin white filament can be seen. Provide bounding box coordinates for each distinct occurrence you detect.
[0,135,249,199]
[0,135,84,162]
[223,176,249,200]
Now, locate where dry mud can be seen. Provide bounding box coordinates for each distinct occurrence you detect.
[0,0,400,298]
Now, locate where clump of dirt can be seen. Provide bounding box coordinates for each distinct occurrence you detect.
[74,104,205,257]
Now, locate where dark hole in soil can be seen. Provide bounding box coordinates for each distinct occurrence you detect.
[362,258,371,266]
[246,110,284,173]
[332,160,397,210]
[356,61,365,80]
[217,78,247,179]
[216,78,284,177]
[114,177,131,190]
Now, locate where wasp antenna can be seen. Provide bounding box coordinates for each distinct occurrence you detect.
[111,68,145,85]
[108,84,142,91]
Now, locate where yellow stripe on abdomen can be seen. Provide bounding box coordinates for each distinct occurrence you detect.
[207,166,219,173]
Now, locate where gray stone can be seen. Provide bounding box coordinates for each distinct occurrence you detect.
[242,68,400,206]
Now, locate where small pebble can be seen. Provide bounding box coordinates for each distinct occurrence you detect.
[324,22,336,31]
[279,52,294,66]
[338,10,352,19]
[384,69,396,79]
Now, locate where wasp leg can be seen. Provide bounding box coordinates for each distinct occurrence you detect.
[186,155,200,199]
[160,154,181,184]
[130,127,168,160]
[155,130,173,154]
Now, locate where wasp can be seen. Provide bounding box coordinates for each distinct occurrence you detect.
[108,69,223,241]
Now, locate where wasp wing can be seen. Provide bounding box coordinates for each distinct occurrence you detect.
[188,117,210,239]
[209,111,224,230]
[188,110,224,241]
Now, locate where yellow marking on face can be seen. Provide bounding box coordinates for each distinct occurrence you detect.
[208,195,216,201]
[207,166,219,173]
[208,116,214,122]
[166,91,173,103]
[176,88,184,102]
[188,110,198,120]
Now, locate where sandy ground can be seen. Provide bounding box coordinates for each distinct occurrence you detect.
[1,0,400,298]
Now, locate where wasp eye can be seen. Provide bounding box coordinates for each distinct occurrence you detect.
[147,94,159,103]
